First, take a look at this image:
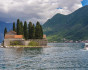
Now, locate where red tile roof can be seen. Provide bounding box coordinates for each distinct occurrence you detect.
[5,35,23,39]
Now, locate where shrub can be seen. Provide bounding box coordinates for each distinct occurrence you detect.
[10,41,22,46]
[28,41,39,46]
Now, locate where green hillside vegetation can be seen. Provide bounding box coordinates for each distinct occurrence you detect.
[43,5,88,42]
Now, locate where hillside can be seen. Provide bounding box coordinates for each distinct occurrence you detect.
[43,5,88,42]
[0,22,12,42]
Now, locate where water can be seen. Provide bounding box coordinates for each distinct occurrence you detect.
[0,43,88,70]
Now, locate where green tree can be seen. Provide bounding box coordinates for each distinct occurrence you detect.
[40,25,43,39]
[35,21,43,39]
[4,27,7,37]
[20,21,24,35]
[17,19,20,35]
[17,19,21,35]
[35,21,40,39]
[31,24,35,39]
[24,21,28,40]
[28,22,33,39]
[13,22,15,31]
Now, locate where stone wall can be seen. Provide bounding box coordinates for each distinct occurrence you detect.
[4,39,47,47]
[25,39,47,46]
[4,39,25,46]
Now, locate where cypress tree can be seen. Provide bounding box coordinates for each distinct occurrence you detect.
[35,21,41,39]
[35,21,43,39]
[17,19,20,35]
[13,22,15,31]
[40,25,43,39]
[24,21,28,40]
[17,19,21,35]
[19,22,22,35]
[20,21,24,35]
[28,22,33,39]
[31,24,35,39]
[4,27,7,37]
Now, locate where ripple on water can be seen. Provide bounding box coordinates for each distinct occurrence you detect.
[0,43,88,70]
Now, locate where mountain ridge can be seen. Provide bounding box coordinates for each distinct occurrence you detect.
[43,5,88,42]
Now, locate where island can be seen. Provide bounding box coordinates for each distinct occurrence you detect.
[2,19,48,48]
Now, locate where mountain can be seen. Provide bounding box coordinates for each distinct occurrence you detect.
[43,5,88,42]
[0,21,12,43]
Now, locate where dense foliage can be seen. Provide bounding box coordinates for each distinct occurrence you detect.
[4,27,7,37]
[17,19,21,35]
[28,22,33,39]
[35,22,43,39]
[12,19,43,40]
[28,41,39,46]
[20,21,24,35]
[24,21,28,40]
[10,41,22,45]
[13,22,15,31]
[43,6,88,42]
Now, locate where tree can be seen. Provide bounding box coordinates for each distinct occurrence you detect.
[4,27,7,37]
[40,25,43,39]
[35,21,40,39]
[20,21,24,35]
[17,19,20,35]
[28,22,33,39]
[24,21,28,40]
[13,22,15,31]
[31,24,35,39]
[35,21,43,39]
[17,19,21,35]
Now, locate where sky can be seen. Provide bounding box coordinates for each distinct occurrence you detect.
[81,0,88,6]
[0,0,87,24]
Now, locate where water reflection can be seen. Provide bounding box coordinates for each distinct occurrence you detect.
[3,47,43,59]
[24,47,43,55]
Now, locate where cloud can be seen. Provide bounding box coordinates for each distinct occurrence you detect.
[0,0,83,24]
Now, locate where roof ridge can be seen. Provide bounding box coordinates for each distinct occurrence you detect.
[6,30,17,34]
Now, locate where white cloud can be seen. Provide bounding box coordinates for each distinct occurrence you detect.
[0,0,83,24]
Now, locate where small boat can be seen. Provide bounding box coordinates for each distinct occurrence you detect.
[84,43,88,50]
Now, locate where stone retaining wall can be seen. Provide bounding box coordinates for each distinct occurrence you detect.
[25,39,47,46]
[4,39,25,46]
[4,39,47,47]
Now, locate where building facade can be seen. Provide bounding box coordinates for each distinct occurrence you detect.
[4,31,47,47]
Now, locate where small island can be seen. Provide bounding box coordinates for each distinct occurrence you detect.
[2,19,47,48]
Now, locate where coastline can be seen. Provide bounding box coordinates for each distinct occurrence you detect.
[0,45,50,48]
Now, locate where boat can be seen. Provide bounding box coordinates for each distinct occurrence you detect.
[84,43,88,50]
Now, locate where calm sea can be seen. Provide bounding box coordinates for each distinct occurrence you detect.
[0,43,88,70]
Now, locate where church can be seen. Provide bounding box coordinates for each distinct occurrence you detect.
[4,30,47,47]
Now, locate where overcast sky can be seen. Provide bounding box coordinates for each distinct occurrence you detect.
[0,0,87,24]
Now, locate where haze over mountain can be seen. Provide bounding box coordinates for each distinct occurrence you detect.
[43,5,88,42]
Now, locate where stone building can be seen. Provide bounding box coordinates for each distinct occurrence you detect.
[4,31,47,47]
[5,31,23,39]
